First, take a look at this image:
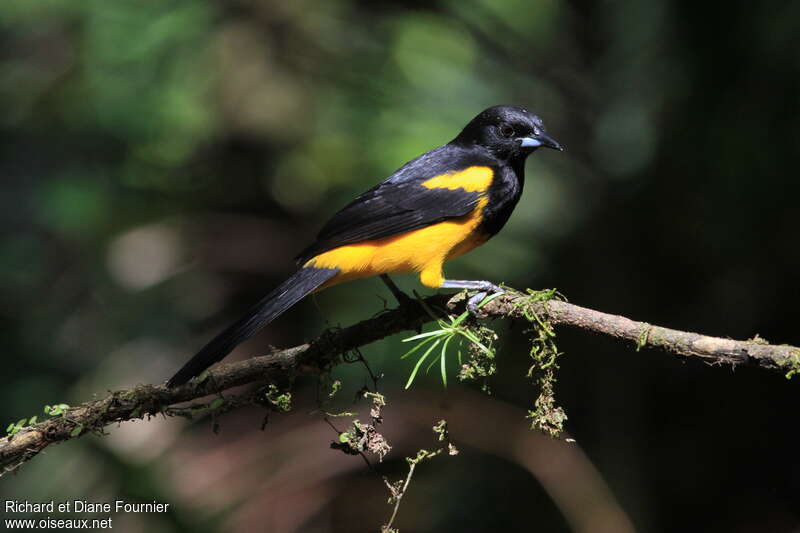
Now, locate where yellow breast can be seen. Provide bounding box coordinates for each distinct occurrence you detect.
[306,166,494,288]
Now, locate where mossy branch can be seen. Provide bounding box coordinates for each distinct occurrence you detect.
[485,293,800,372]
[2,289,797,476]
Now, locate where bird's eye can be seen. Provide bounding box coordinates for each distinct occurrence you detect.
[500,124,515,138]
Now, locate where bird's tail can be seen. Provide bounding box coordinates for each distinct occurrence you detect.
[166,266,339,388]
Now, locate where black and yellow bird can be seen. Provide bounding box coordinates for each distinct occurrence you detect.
[166,105,562,387]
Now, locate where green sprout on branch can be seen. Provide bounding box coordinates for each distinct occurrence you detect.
[400,293,502,389]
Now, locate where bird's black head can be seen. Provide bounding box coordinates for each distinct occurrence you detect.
[453,105,563,161]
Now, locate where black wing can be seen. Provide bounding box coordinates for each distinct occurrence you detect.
[295,144,496,264]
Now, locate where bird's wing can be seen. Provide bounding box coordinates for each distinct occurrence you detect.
[295,145,496,264]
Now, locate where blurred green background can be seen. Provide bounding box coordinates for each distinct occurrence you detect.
[1,0,799,531]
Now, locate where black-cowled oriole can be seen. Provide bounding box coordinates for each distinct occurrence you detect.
[166,105,562,387]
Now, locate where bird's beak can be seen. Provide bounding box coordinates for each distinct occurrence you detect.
[520,133,563,151]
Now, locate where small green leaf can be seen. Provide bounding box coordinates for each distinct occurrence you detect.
[45,403,70,416]
[405,338,441,389]
[209,398,225,410]
[440,335,453,387]
[424,346,442,374]
[28,416,37,425]
[402,329,445,342]
[400,335,438,359]
[451,310,471,327]
[70,424,83,437]
[477,292,504,309]
[460,330,493,355]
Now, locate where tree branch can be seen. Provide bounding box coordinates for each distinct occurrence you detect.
[3,289,797,475]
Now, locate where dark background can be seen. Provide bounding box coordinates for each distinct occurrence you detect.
[1,1,798,531]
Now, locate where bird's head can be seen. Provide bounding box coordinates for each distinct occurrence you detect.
[453,105,563,161]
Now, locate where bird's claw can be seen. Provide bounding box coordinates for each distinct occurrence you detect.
[466,284,505,317]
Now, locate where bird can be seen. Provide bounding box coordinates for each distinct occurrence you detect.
[166,105,563,387]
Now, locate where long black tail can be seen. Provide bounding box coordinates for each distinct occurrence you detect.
[166,266,339,388]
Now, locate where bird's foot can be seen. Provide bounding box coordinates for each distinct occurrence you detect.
[466,288,505,317]
[440,279,504,317]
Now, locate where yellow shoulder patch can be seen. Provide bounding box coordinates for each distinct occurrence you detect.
[421,165,494,193]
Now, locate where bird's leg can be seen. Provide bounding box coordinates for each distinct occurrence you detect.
[439,279,505,316]
[380,274,414,306]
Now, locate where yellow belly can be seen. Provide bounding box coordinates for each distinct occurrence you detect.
[305,166,494,288]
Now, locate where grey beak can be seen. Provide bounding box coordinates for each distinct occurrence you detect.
[520,133,563,151]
